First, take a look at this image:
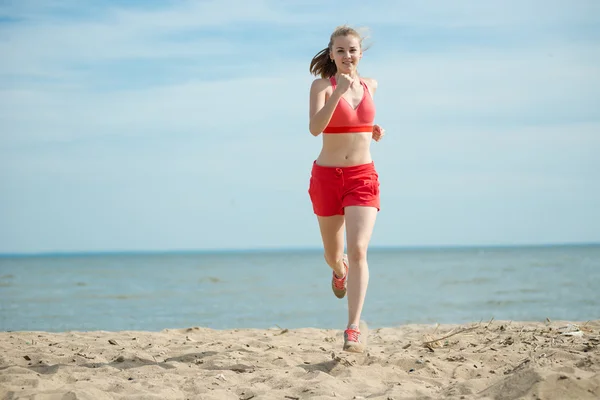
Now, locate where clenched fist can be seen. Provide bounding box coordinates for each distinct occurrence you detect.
[372,124,385,142]
[335,73,354,94]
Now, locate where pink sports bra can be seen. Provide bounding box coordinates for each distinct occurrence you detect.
[323,76,376,134]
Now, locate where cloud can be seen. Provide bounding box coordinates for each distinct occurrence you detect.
[2,0,598,149]
[371,45,600,127]
[3,0,597,75]
[1,0,599,252]
[3,32,599,146]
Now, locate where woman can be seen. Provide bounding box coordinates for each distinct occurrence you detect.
[308,25,385,353]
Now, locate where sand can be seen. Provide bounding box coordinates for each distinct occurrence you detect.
[1,319,599,400]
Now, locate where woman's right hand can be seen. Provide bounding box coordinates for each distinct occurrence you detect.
[335,73,354,94]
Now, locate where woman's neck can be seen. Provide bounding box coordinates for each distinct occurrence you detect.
[335,71,359,79]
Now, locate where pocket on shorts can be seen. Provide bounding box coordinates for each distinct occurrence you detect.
[371,174,380,196]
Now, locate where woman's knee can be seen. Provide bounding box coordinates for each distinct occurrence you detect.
[323,251,344,267]
[347,244,368,264]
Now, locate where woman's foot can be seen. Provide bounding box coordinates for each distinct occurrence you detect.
[343,320,368,353]
[331,254,348,299]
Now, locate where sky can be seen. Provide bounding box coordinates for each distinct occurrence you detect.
[1,0,599,254]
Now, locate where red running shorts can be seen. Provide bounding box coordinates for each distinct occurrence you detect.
[308,161,380,217]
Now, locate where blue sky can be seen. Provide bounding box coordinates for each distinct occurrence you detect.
[1,0,599,254]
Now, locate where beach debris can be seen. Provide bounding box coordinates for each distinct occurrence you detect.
[558,324,584,337]
[422,335,442,352]
[422,325,478,351]
[215,373,226,381]
[274,325,289,335]
[330,352,354,367]
[75,352,95,360]
[402,343,411,349]
[108,339,118,345]
[115,355,125,363]
[23,355,31,361]
[504,358,530,375]
[229,363,255,373]
[500,336,514,346]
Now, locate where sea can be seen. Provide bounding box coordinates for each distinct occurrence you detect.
[1,244,598,333]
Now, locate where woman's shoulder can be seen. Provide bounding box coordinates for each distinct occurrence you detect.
[311,77,333,88]
[310,77,334,94]
[361,77,378,93]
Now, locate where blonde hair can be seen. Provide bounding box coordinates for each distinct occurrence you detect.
[309,25,370,78]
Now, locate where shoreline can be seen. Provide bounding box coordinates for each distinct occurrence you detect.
[1,320,599,399]
[2,241,599,258]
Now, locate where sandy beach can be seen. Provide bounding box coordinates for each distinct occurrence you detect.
[1,319,598,399]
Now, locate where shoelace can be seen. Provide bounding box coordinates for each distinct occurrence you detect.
[333,273,346,289]
[345,328,360,342]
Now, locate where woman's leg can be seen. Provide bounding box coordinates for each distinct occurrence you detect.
[344,205,378,328]
[316,215,346,279]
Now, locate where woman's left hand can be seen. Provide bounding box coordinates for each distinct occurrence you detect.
[372,124,385,142]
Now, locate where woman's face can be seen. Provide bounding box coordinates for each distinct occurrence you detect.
[330,35,362,75]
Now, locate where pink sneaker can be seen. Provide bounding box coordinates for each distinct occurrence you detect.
[331,255,348,299]
[343,321,369,353]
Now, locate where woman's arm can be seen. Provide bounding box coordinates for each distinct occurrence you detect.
[308,79,343,136]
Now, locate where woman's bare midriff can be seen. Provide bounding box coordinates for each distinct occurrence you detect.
[315,132,373,167]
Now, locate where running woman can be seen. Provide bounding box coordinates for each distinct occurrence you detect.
[308,25,385,353]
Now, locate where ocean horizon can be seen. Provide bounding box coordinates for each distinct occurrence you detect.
[1,243,599,333]
[2,241,598,258]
